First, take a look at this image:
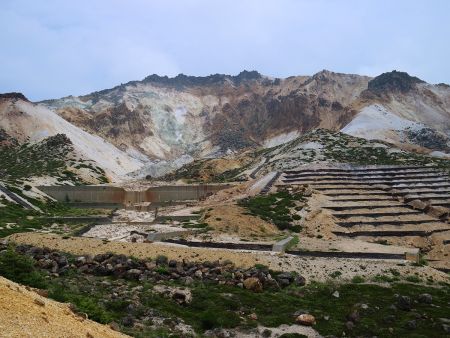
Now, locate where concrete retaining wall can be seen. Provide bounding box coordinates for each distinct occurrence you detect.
[39,186,125,204]
[38,184,230,206]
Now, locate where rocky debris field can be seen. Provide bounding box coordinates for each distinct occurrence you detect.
[9,242,306,291]
[1,240,450,337]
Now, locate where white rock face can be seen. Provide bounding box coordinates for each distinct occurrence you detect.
[341,104,424,142]
[263,131,300,148]
[0,99,145,180]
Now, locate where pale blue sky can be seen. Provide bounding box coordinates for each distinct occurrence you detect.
[1,0,449,101]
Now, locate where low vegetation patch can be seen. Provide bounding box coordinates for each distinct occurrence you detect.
[0,196,108,238]
[0,133,108,184]
[238,189,305,232]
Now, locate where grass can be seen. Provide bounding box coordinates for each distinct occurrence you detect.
[266,129,450,173]
[0,247,449,337]
[0,195,108,238]
[238,190,305,231]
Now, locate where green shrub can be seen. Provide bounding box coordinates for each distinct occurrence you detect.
[351,275,365,284]
[329,271,342,279]
[0,246,47,289]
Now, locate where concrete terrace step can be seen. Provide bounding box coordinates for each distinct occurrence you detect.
[333,229,449,238]
[395,190,450,196]
[310,183,450,191]
[282,175,448,183]
[332,211,421,219]
[284,166,438,174]
[405,195,450,201]
[392,183,450,189]
[429,202,450,208]
[323,191,394,196]
[335,219,442,227]
[283,178,449,185]
[283,173,449,180]
[283,170,444,179]
[325,204,406,211]
[330,197,397,202]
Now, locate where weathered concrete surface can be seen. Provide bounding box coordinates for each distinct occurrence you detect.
[147,230,200,241]
[38,184,230,206]
[272,236,294,252]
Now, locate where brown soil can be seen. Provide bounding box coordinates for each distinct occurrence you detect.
[301,192,337,239]
[0,276,128,338]
[204,204,280,239]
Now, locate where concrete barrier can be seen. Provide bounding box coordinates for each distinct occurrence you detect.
[272,236,294,252]
[38,184,230,207]
[147,230,197,241]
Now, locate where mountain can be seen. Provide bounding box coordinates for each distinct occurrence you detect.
[1,70,450,181]
[39,70,369,159]
[0,94,144,181]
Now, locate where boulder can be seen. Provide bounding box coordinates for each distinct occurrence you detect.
[295,275,306,286]
[125,269,142,280]
[347,310,360,323]
[243,277,263,292]
[295,314,316,326]
[397,295,412,311]
[427,206,449,219]
[407,199,429,211]
[418,293,433,304]
[153,285,192,305]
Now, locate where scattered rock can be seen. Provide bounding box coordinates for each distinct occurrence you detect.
[261,329,272,337]
[295,313,316,326]
[418,293,432,304]
[332,291,339,298]
[347,310,360,323]
[243,277,263,292]
[109,322,120,331]
[122,315,134,327]
[345,321,354,330]
[249,313,258,320]
[406,320,417,330]
[153,285,193,305]
[34,298,45,307]
[397,296,412,311]
[125,269,142,280]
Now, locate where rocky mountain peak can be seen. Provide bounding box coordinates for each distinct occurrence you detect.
[368,70,425,94]
[142,70,263,87]
[0,92,29,101]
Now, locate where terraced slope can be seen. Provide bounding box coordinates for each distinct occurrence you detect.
[281,165,450,270]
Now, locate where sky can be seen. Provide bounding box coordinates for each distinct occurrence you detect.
[1,0,449,101]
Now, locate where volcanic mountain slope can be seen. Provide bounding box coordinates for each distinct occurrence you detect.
[0,131,109,185]
[40,70,370,161]
[0,93,145,181]
[41,70,450,164]
[166,128,450,183]
[1,70,450,181]
[342,71,450,154]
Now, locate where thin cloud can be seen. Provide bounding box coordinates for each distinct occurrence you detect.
[0,0,449,100]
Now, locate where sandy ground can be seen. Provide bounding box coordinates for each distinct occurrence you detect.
[294,237,419,255]
[204,204,280,240]
[8,233,449,283]
[0,276,128,338]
